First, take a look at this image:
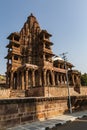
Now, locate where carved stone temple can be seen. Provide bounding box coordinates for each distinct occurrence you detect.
[5,13,81,97]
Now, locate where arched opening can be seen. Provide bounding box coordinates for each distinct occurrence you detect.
[19,71,22,89]
[35,70,39,86]
[55,72,58,85]
[28,70,32,87]
[62,74,64,84]
[69,74,72,85]
[59,74,61,84]
[74,75,77,84]
[13,72,17,89]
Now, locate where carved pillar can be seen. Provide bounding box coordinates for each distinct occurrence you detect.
[78,75,81,86]
[22,71,25,90]
[57,73,59,85]
[43,54,45,61]
[25,70,28,89]
[17,71,20,89]
[62,74,64,84]
[72,74,75,86]
[58,73,61,85]
[64,74,66,84]
[19,72,22,89]
[10,71,13,89]
[43,69,46,86]
[76,75,79,85]
[52,71,55,86]
[60,74,62,84]
[32,70,35,87]
[39,70,42,86]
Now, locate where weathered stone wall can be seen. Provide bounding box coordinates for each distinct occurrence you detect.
[44,86,87,97]
[0,96,87,129]
[26,86,87,97]
[0,97,68,129]
[0,89,10,98]
[0,86,87,98]
[25,86,44,97]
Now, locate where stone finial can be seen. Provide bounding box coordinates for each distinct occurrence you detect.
[30,13,33,17]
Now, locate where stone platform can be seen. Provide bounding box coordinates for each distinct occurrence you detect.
[7,110,87,130]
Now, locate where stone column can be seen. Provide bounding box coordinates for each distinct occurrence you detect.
[25,70,28,89]
[43,69,46,86]
[64,74,66,84]
[39,70,42,86]
[17,71,20,90]
[62,74,64,85]
[76,75,79,85]
[43,54,46,61]
[32,69,35,87]
[57,73,59,85]
[57,73,60,85]
[22,71,25,90]
[10,71,13,89]
[52,71,55,86]
[72,74,75,86]
[60,74,62,84]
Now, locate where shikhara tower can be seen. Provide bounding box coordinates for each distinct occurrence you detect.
[5,13,81,97]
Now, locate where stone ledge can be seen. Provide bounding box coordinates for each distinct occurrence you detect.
[0,95,87,104]
[0,97,68,104]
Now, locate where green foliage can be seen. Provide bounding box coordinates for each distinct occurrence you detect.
[0,75,6,81]
[81,73,87,86]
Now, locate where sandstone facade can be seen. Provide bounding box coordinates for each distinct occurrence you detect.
[5,13,81,97]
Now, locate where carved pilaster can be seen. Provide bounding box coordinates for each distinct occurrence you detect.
[25,70,28,89]
[32,70,35,87]
[72,74,75,86]
[10,71,13,89]
[22,71,25,90]
[39,70,42,86]
[43,69,46,86]
[60,74,62,84]
[64,74,66,84]
[17,71,20,89]
[52,71,55,86]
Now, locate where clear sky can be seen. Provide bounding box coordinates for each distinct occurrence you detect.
[0,0,87,74]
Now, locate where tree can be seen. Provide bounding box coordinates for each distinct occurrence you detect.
[81,73,87,86]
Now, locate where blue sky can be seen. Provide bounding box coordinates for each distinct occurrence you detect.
[0,0,87,74]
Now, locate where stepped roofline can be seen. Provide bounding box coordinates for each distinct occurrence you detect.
[7,32,20,39]
[40,30,52,37]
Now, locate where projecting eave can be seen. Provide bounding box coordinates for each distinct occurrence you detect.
[53,56,74,67]
[5,54,11,59]
[44,52,55,56]
[7,32,20,39]
[43,39,53,45]
[53,56,64,61]
[66,61,74,68]
[40,30,52,37]
[69,69,81,75]
[6,42,12,48]
[17,63,38,71]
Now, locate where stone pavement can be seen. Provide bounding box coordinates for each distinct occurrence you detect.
[7,110,87,130]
